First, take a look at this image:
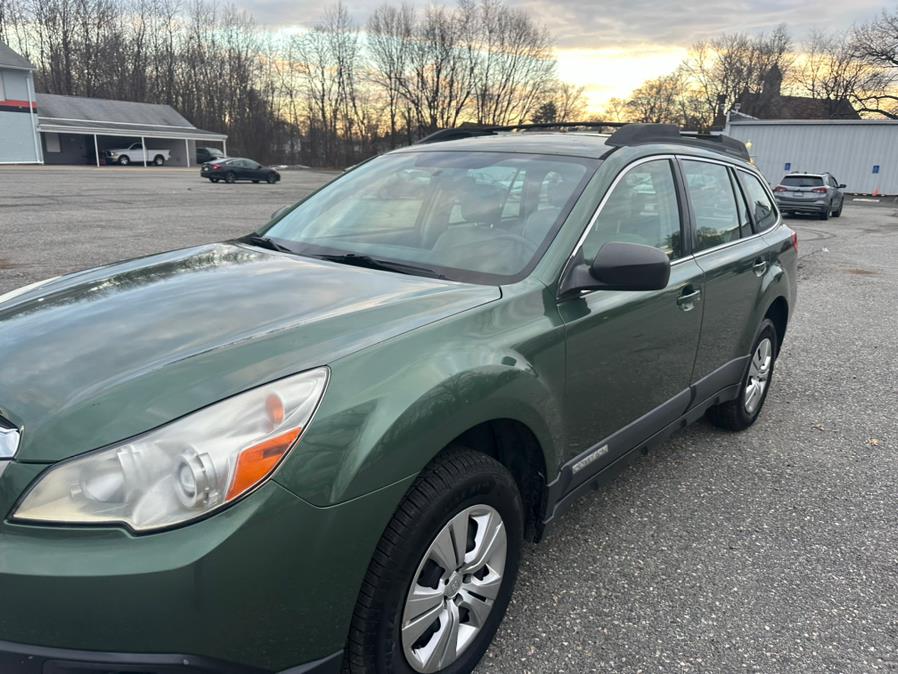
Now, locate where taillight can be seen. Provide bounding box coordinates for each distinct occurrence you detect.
[812,187,828,193]
[773,186,787,193]
[211,164,221,170]
[791,231,798,253]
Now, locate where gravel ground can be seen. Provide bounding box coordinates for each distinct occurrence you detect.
[0,165,336,293]
[1,167,896,672]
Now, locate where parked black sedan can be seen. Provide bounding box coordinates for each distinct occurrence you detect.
[201,157,281,184]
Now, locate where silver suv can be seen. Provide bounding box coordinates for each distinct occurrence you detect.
[772,172,845,220]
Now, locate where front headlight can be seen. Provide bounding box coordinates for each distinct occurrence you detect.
[14,368,328,532]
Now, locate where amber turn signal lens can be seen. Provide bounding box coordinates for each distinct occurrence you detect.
[226,428,301,500]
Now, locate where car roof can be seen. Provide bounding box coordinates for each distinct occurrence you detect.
[389,125,755,168]
[391,132,611,159]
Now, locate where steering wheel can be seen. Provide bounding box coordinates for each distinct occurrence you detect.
[436,232,540,274]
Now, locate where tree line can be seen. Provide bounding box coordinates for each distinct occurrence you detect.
[605,10,898,128]
[0,0,586,165]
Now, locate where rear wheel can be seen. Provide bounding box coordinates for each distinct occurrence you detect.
[819,207,829,220]
[833,199,843,217]
[707,319,778,431]
[153,154,165,166]
[346,448,523,674]
[209,178,219,183]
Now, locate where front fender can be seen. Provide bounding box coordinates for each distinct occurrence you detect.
[275,293,566,507]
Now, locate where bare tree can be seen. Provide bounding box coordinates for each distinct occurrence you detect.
[684,25,792,121]
[471,0,555,126]
[367,3,413,147]
[795,30,887,117]
[851,10,898,118]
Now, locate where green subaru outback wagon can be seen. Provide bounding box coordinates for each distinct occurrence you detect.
[0,124,796,673]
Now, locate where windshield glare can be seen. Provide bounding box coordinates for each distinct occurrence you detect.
[263,151,597,284]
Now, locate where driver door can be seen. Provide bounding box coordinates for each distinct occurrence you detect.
[558,157,705,468]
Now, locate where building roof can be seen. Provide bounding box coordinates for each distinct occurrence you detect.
[728,119,898,127]
[742,92,860,121]
[35,93,226,141]
[0,39,35,70]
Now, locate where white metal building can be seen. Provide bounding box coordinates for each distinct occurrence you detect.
[725,118,898,195]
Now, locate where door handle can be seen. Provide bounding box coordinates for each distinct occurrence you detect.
[676,287,701,311]
[752,258,767,276]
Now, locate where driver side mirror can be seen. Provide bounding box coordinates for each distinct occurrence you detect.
[559,242,671,296]
[838,183,846,189]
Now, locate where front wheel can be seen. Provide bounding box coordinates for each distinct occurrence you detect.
[707,319,778,431]
[224,172,236,184]
[346,448,523,674]
[118,155,130,166]
[266,173,278,184]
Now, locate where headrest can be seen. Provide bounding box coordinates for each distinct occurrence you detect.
[460,183,503,226]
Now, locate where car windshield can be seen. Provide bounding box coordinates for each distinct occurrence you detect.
[262,150,597,284]
[782,175,824,187]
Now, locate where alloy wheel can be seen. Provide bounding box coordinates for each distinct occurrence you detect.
[744,337,773,415]
[401,504,507,673]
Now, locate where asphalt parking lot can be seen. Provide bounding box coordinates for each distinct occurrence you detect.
[1,167,896,672]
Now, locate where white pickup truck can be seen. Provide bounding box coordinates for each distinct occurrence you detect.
[104,143,171,166]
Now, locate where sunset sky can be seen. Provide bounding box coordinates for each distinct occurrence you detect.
[241,0,890,112]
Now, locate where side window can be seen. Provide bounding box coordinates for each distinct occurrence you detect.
[739,171,778,232]
[582,159,682,261]
[681,160,740,252]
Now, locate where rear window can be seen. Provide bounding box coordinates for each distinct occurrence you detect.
[781,175,824,187]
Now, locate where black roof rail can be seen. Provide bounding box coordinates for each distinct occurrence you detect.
[417,121,751,161]
[606,123,751,161]
[417,121,628,144]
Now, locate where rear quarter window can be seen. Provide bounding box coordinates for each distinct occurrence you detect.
[740,171,778,232]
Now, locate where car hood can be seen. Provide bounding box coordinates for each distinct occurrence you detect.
[0,243,499,462]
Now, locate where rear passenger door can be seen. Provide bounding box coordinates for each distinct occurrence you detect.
[236,159,253,180]
[682,158,771,399]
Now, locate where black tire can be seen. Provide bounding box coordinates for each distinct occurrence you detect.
[209,178,219,183]
[819,207,829,220]
[118,155,130,166]
[224,172,236,184]
[707,318,778,431]
[153,154,165,166]
[833,199,843,217]
[346,448,523,674]
[252,180,260,183]
[266,173,277,184]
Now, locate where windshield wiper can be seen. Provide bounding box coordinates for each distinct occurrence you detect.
[239,233,296,254]
[314,253,444,279]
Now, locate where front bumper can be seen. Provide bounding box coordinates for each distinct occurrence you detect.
[0,462,413,672]
[0,640,341,673]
